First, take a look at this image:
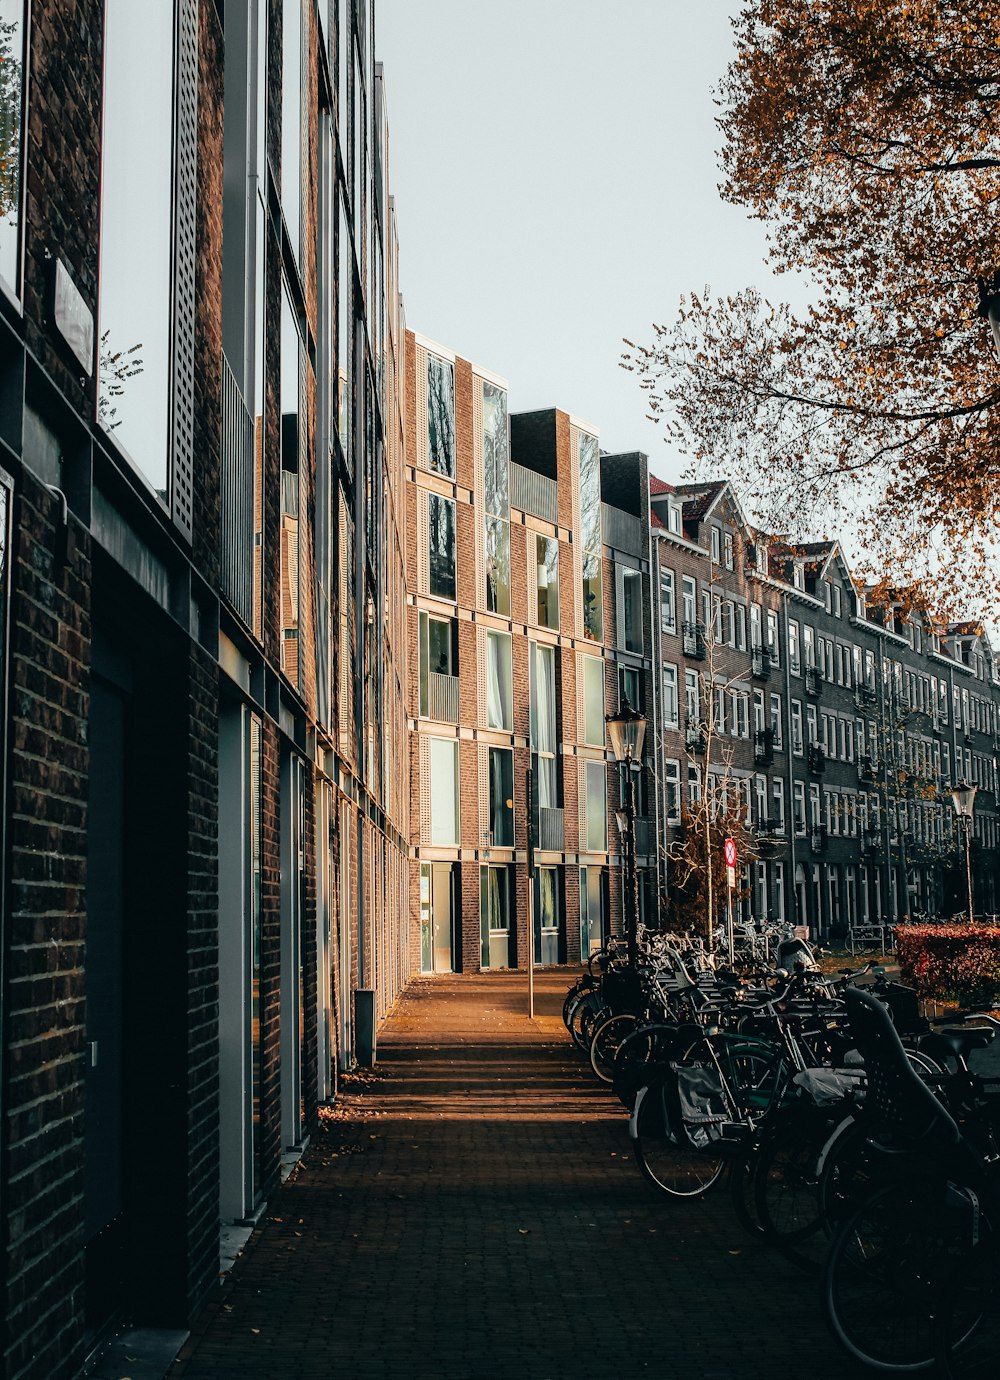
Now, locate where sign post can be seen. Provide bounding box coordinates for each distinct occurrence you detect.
[723,837,737,966]
[526,765,535,1020]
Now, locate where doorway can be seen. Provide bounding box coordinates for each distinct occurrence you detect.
[420,862,454,972]
[480,864,511,969]
[534,866,560,966]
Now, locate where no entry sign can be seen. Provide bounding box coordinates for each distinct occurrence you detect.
[723,837,737,868]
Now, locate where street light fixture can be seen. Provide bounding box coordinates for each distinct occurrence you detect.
[976,274,1000,364]
[606,698,647,970]
[950,780,978,924]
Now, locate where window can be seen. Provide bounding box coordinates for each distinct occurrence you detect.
[662,664,679,729]
[803,625,815,669]
[773,861,785,921]
[750,603,762,650]
[281,0,303,258]
[753,689,765,733]
[530,643,558,808]
[724,531,734,570]
[710,526,721,563]
[664,759,681,824]
[772,779,785,832]
[280,282,302,685]
[736,691,749,738]
[584,761,607,852]
[418,612,456,718]
[0,1,24,295]
[667,502,681,535]
[770,693,782,749]
[483,380,510,614]
[712,593,724,644]
[582,655,605,746]
[688,763,701,805]
[485,630,512,731]
[788,620,800,673]
[684,669,700,723]
[428,493,456,600]
[682,576,697,626]
[735,604,747,651]
[485,516,510,615]
[487,747,514,846]
[428,738,459,844]
[659,567,676,634]
[793,781,806,835]
[535,535,559,628]
[622,569,643,652]
[579,433,603,640]
[99,0,178,493]
[791,701,803,753]
[766,610,780,665]
[619,664,641,714]
[427,353,455,477]
[807,703,818,745]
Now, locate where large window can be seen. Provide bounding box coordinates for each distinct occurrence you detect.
[535,535,559,629]
[582,655,605,747]
[428,738,459,845]
[530,642,557,807]
[487,747,513,846]
[584,761,607,853]
[483,380,510,614]
[0,1,25,295]
[662,664,679,730]
[280,282,302,685]
[99,0,176,493]
[281,0,303,258]
[622,569,643,652]
[579,432,602,640]
[664,758,681,825]
[659,567,676,634]
[427,353,455,477]
[485,629,512,731]
[418,612,456,719]
[428,492,456,600]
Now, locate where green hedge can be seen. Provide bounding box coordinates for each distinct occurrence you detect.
[896,923,1000,1008]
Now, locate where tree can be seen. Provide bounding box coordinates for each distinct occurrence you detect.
[623,0,1000,616]
[0,18,21,222]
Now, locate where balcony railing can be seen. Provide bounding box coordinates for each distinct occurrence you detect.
[601,502,642,556]
[861,829,881,857]
[220,356,255,627]
[427,672,460,723]
[854,685,877,710]
[811,826,828,854]
[634,816,652,856]
[857,755,875,783]
[754,729,774,766]
[751,646,771,681]
[685,718,706,753]
[805,666,822,697]
[682,621,707,661]
[510,462,558,523]
[808,744,827,773]
[537,805,564,852]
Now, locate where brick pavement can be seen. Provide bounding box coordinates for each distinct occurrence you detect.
[172,970,863,1380]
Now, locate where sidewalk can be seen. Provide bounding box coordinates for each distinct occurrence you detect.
[172,970,862,1380]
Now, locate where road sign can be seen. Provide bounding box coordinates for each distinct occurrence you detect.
[726,865,736,888]
[723,837,737,868]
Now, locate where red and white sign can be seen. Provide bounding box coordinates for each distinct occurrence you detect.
[723,837,737,868]
[726,865,736,888]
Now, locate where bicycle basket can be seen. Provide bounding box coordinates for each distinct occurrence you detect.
[600,968,644,1014]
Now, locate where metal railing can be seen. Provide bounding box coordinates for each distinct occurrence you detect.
[427,672,460,723]
[751,647,771,681]
[220,356,255,627]
[808,743,827,773]
[754,729,774,765]
[811,826,828,853]
[682,621,707,660]
[537,806,564,851]
[601,502,642,555]
[805,666,822,696]
[510,462,558,523]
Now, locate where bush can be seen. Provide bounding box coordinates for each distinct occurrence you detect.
[896,923,1000,1008]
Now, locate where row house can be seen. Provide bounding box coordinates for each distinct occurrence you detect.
[645,479,1000,937]
[0,3,410,1377]
[405,333,657,971]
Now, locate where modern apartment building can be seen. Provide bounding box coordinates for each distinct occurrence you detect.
[0,3,410,1376]
[405,335,669,971]
[646,478,1000,936]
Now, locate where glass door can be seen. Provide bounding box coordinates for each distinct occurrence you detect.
[534,867,560,966]
[480,865,510,969]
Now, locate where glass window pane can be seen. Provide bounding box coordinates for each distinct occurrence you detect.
[280,283,301,683]
[486,630,512,731]
[583,552,603,641]
[428,493,455,600]
[429,738,458,845]
[530,644,556,752]
[488,747,513,846]
[483,381,508,515]
[427,353,455,477]
[586,761,607,852]
[99,0,174,494]
[0,1,25,293]
[281,0,302,257]
[623,570,642,652]
[583,655,604,746]
[485,516,510,615]
[536,535,559,629]
[337,193,352,460]
[578,432,600,554]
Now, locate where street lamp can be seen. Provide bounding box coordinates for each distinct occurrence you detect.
[950,781,978,924]
[606,699,647,970]
[976,274,1000,364]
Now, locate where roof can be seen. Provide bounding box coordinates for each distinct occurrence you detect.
[674,481,726,521]
[648,474,675,496]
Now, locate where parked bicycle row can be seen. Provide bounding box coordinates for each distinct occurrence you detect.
[563,932,1000,1376]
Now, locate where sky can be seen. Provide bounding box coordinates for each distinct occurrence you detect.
[374,0,782,484]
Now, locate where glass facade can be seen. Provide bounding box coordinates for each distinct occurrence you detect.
[0,0,25,294]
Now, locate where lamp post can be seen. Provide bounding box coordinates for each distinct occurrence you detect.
[950,781,978,924]
[977,274,1000,364]
[606,699,646,971]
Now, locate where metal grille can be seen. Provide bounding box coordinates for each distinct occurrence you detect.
[538,806,564,852]
[601,503,641,555]
[427,672,459,724]
[171,0,199,543]
[220,356,254,625]
[510,462,557,523]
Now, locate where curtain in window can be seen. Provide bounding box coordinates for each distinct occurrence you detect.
[487,634,505,728]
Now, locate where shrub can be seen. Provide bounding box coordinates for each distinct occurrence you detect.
[896,923,1000,1008]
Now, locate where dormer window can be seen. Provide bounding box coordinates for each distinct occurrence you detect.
[792,561,805,591]
[756,541,768,575]
[667,502,681,535]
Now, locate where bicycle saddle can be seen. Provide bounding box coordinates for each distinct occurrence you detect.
[919,1027,996,1063]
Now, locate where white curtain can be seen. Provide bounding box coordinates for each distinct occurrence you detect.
[487,633,505,728]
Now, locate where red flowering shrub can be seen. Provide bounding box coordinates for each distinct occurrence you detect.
[896,924,1000,1008]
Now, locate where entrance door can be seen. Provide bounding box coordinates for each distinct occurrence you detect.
[480,864,510,969]
[534,866,560,966]
[420,863,454,973]
[85,674,128,1339]
[579,865,604,958]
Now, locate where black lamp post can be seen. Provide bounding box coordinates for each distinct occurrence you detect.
[606,699,646,970]
[950,781,978,924]
[976,274,1000,364]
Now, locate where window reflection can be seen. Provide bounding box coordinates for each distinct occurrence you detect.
[535,535,559,628]
[427,354,455,477]
[485,515,510,615]
[428,492,455,600]
[579,433,602,640]
[281,0,302,258]
[99,0,174,495]
[0,0,24,293]
[280,283,301,684]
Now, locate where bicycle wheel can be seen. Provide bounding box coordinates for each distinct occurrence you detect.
[729,1142,765,1239]
[753,1104,834,1270]
[934,1233,999,1379]
[569,990,604,1054]
[825,1178,979,1371]
[816,1118,878,1234]
[631,1082,725,1199]
[589,1013,640,1083]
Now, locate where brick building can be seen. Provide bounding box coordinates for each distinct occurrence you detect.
[0,3,410,1376]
